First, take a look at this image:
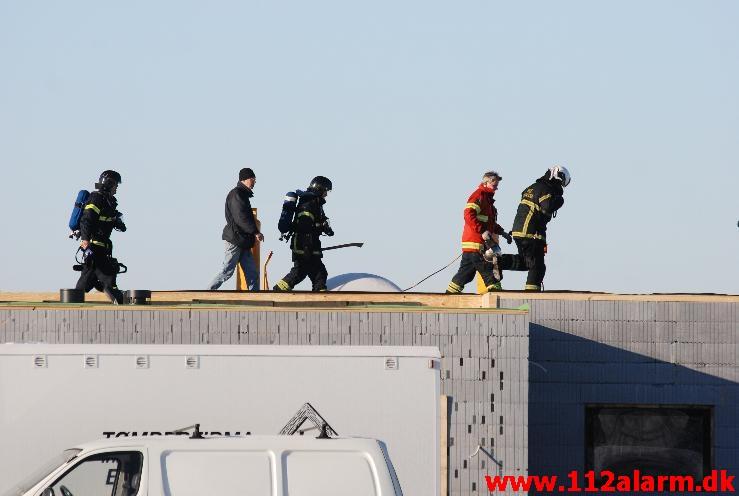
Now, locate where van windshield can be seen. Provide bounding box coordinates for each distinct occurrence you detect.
[1,449,81,496]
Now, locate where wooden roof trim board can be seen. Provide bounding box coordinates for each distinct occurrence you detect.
[1,291,482,308]
[492,291,739,303]
[0,303,527,314]
[1,290,737,310]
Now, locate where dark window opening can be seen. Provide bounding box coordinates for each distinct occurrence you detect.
[585,404,712,482]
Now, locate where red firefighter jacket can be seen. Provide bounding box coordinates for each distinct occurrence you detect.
[461,184,504,252]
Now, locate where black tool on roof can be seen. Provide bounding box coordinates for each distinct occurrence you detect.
[320,242,364,252]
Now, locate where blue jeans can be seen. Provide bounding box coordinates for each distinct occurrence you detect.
[208,241,260,290]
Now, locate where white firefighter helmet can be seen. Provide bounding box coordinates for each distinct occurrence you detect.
[549,165,571,187]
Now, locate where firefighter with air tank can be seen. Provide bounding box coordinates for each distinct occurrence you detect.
[73,170,127,304]
[273,176,334,292]
[62,166,572,300]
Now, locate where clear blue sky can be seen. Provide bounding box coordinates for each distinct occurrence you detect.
[1,0,737,294]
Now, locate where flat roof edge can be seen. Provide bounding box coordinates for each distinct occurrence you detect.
[1,290,736,307]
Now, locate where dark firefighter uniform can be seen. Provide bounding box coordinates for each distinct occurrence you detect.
[75,189,126,303]
[274,191,332,292]
[446,182,506,293]
[499,174,564,290]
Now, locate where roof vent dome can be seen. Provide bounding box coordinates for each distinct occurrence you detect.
[326,273,402,292]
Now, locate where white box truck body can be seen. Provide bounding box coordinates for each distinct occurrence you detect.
[0,345,440,496]
[6,435,404,496]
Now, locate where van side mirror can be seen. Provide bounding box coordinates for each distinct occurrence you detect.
[42,489,55,496]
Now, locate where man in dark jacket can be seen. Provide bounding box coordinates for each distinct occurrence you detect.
[75,170,127,304]
[208,168,264,290]
[499,166,571,291]
[273,176,333,292]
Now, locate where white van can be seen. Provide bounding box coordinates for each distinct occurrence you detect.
[0,345,439,496]
[6,435,403,496]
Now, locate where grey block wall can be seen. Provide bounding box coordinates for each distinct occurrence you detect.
[6,298,733,494]
[501,298,739,493]
[0,307,529,496]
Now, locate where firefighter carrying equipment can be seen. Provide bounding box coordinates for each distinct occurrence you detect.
[500,168,568,291]
[461,183,507,253]
[74,175,127,305]
[448,181,508,294]
[510,172,565,242]
[273,185,333,292]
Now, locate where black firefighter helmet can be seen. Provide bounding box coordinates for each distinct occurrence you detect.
[308,176,332,195]
[96,170,122,192]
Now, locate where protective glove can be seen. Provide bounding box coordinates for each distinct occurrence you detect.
[322,220,334,237]
[114,213,127,232]
[482,231,493,242]
[82,248,94,263]
[501,231,513,244]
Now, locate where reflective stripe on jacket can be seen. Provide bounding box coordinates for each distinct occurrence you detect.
[291,192,327,258]
[511,176,564,241]
[79,191,118,246]
[461,184,503,253]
